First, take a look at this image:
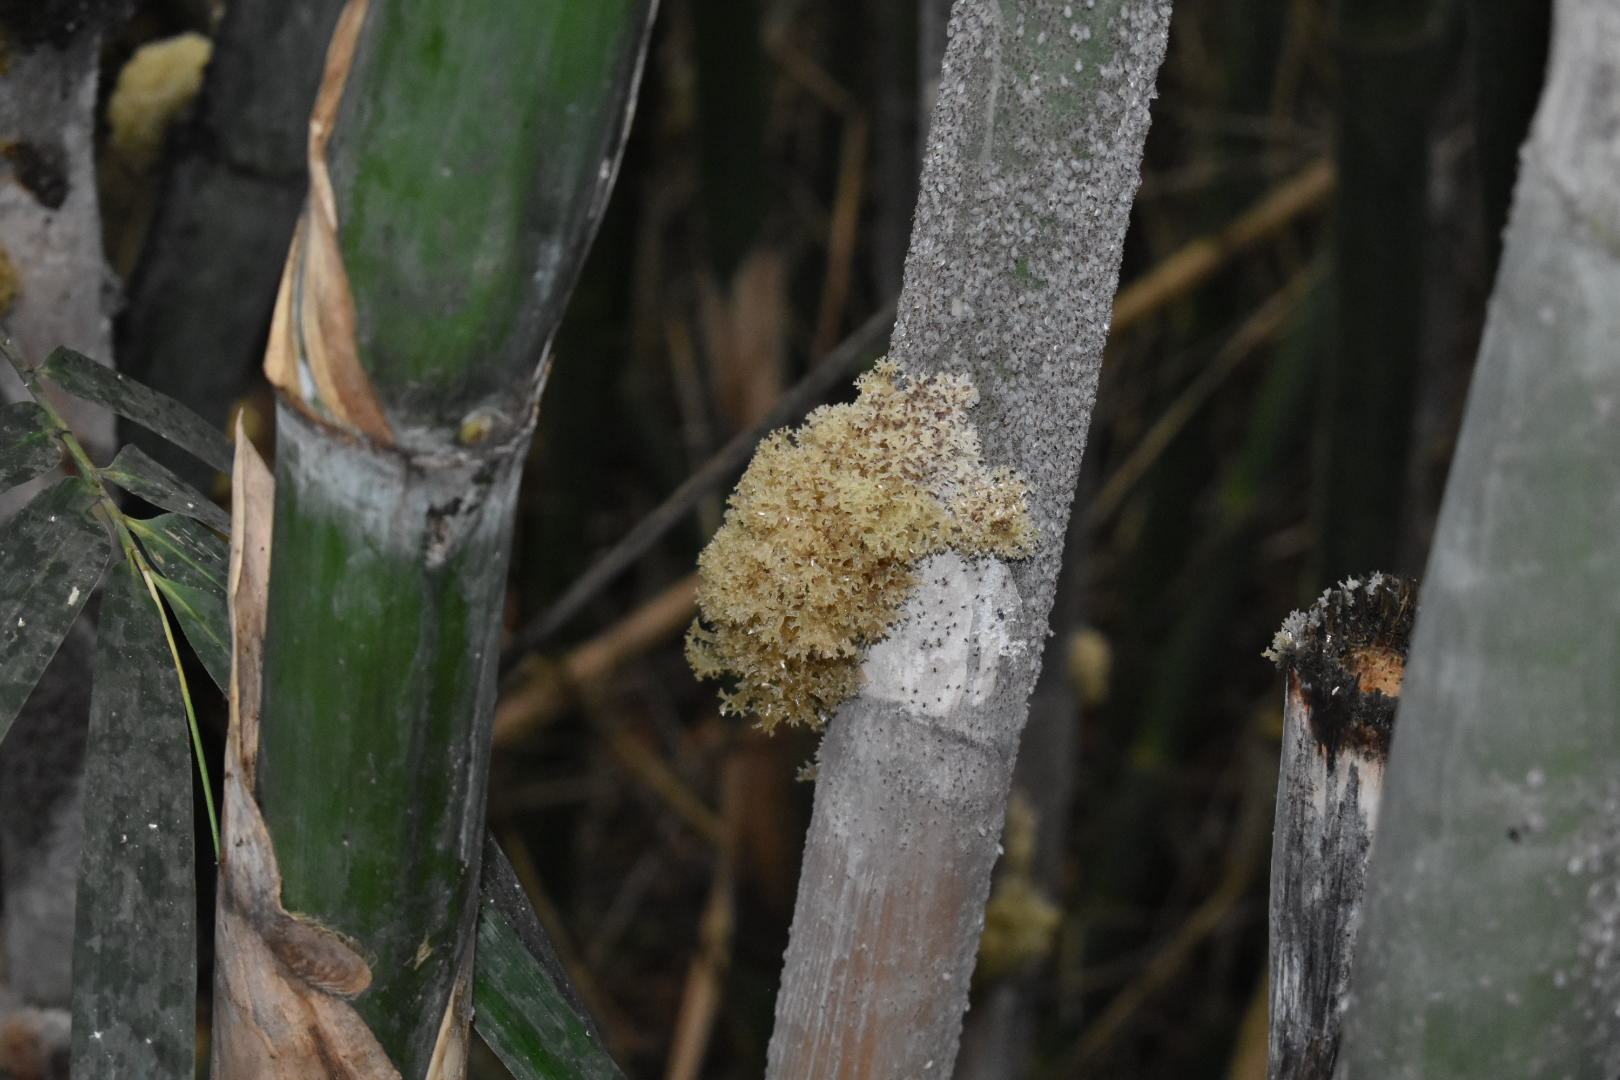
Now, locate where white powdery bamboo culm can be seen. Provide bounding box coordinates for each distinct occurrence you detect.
[759,1,1173,1076]
[1335,4,1620,1075]
[1263,574,1416,1079]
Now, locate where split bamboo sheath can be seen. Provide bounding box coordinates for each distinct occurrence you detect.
[1263,574,1416,1078]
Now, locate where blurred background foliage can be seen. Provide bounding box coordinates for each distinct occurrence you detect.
[82,0,1551,1075]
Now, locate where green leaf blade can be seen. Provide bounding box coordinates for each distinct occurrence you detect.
[129,514,229,692]
[474,840,624,1080]
[0,477,112,744]
[151,575,229,693]
[102,444,231,534]
[69,559,197,1078]
[38,347,234,474]
[130,513,227,593]
[0,400,60,491]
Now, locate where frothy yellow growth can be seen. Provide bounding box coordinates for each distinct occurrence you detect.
[107,33,214,175]
[686,360,1035,731]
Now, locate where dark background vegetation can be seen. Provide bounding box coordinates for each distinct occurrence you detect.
[103,0,1551,1075]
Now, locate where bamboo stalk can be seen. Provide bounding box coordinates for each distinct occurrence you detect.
[764,3,1173,1072]
[118,0,349,488]
[222,0,656,1072]
[255,404,526,1067]
[1262,573,1415,1078]
[0,20,115,464]
[1313,0,1443,581]
[1337,4,1620,1072]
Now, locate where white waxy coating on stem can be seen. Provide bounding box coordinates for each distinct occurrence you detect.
[863,551,1024,724]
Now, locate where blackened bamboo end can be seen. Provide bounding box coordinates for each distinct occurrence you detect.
[1265,573,1418,767]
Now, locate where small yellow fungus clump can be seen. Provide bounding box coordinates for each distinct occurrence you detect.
[106,33,214,176]
[977,794,1061,979]
[0,240,17,317]
[103,32,214,274]
[686,359,1035,731]
[1065,625,1113,708]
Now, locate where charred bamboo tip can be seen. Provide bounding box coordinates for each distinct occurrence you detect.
[1264,573,1418,765]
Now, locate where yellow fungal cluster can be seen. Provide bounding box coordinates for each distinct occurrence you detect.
[686,359,1035,731]
[106,33,214,176]
[103,32,214,274]
[977,794,1061,979]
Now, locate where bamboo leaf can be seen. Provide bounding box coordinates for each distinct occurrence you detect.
[129,514,229,692]
[102,444,231,534]
[151,576,229,694]
[37,347,234,474]
[475,839,623,1080]
[0,400,60,491]
[130,513,227,593]
[0,477,112,744]
[69,558,197,1078]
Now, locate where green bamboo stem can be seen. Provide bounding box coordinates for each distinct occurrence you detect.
[256,404,526,1070]
[238,0,655,1072]
[328,0,650,430]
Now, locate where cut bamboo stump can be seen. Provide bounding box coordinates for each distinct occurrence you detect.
[1263,574,1417,1079]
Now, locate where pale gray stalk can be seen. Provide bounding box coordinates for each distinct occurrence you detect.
[1336,3,1620,1076]
[0,22,116,493]
[0,16,119,1075]
[764,1,1172,1075]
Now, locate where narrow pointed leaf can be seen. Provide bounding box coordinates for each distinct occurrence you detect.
[129,514,229,691]
[37,347,234,474]
[151,576,229,693]
[129,513,227,593]
[70,558,196,1078]
[0,477,112,744]
[475,839,623,1080]
[102,444,231,534]
[0,400,60,491]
